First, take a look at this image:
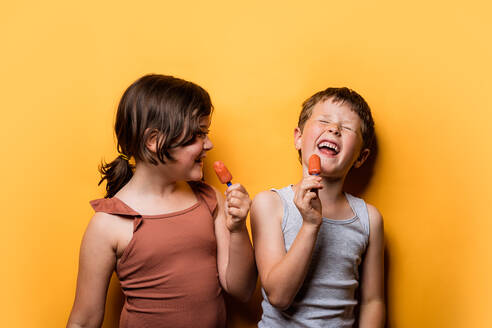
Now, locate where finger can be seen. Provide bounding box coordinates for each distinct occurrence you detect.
[228,207,248,218]
[226,189,248,200]
[295,188,318,204]
[226,197,240,208]
[226,183,249,196]
[228,198,251,211]
[299,181,323,195]
[304,191,319,203]
[298,190,321,208]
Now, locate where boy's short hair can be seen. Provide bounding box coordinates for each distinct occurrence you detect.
[298,87,375,151]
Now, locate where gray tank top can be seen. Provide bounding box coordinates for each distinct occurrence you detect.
[258,186,370,328]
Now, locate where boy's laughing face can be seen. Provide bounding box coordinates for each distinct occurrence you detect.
[294,99,370,178]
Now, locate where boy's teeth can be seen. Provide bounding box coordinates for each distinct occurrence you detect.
[318,141,339,153]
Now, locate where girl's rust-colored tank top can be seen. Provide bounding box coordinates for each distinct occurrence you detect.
[90,182,226,328]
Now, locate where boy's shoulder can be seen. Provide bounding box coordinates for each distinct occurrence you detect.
[253,185,295,207]
[364,202,383,223]
[360,201,383,235]
[253,189,283,208]
[345,193,383,222]
[251,189,284,223]
[343,193,383,237]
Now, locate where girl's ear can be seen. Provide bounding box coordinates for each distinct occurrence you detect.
[145,129,159,154]
[294,127,303,150]
[353,148,370,168]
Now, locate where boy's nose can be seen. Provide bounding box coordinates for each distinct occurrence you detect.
[327,124,341,136]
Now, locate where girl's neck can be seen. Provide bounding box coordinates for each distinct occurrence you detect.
[115,162,198,215]
[119,161,185,199]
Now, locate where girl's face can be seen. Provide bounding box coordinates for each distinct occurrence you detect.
[166,115,213,181]
[294,99,369,179]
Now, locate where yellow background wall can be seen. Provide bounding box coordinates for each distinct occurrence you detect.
[1,1,491,327]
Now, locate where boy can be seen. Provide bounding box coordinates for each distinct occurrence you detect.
[251,88,385,327]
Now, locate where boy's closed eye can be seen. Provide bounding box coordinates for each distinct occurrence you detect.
[319,120,355,132]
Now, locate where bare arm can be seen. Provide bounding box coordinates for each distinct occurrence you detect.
[67,213,117,328]
[251,176,323,310]
[358,204,385,328]
[214,184,257,302]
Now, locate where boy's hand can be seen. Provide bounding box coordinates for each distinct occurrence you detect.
[225,183,252,232]
[294,176,323,227]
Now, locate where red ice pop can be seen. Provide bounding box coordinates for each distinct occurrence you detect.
[213,161,233,187]
[308,154,321,175]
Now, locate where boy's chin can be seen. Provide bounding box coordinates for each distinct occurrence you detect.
[317,166,348,180]
[320,172,345,181]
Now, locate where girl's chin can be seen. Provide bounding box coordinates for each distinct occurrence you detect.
[187,169,203,181]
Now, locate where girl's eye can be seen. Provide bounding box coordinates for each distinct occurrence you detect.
[342,126,354,131]
[197,130,209,138]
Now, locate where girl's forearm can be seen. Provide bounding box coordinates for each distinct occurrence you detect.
[224,225,257,302]
[66,318,101,328]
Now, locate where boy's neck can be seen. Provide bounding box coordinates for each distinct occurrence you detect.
[316,177,355,220]
[318,177,346,203]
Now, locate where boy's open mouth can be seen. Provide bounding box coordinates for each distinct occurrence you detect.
[317,140,340,155]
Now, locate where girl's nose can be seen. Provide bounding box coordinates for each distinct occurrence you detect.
[204,136,214,150]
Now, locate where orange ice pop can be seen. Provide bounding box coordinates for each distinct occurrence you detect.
[213,161,233,186]
[308,154,321,175]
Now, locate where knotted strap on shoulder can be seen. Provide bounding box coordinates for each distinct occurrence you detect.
[90,198,143,231]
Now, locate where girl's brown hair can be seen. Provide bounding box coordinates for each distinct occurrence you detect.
[99,74,213,198]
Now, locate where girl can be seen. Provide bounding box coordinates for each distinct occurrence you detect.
[67,74,257,328]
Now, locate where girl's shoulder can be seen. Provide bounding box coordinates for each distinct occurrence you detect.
[90,197,141,217]
[189,181,219,215]
[88,198,136,257]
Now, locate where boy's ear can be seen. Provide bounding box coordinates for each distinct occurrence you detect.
[353,148,370,168]
[294,127,303,150]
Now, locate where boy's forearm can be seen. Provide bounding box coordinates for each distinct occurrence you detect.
[262,223,320,310]
[358,299,385,328]
[225,225,257,302]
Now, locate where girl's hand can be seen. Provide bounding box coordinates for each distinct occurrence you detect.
[224,183,252,232]
[293,176,323,227]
